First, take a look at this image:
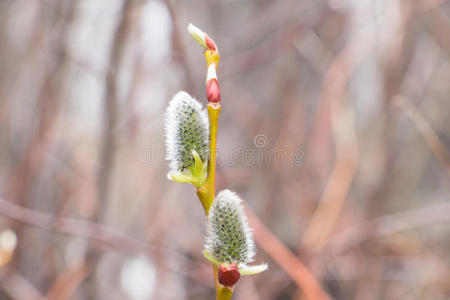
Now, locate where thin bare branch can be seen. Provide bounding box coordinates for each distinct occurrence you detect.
[328,201,450,253]
[0,196,153,254]
[395,96,450,177]
[244,203,333,300]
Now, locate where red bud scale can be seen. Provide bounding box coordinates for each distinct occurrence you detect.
[206,78,221,103]
[218,263,241,286]
[205,34,217,51]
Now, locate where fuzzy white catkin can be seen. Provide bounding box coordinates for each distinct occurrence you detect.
[165,91,209,171]
[205,190,255,264]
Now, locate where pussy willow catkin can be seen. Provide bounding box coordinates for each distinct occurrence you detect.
[165,91,209,171]
[205,190,255,264]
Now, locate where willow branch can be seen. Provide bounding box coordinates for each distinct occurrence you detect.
[188,24,232,300]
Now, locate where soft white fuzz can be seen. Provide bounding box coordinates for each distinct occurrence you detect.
[205,190,255,264]
[165,91,209,171]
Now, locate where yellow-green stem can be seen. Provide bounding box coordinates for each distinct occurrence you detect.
[196,103,221,214]
[216,282,233,300]
[213,265,232,300]
[195,103,233,299]
[190,27,231,299]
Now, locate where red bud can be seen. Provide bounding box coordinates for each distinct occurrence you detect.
[206,79,220,103]
[205,34,217,51]
[218,263,241,286]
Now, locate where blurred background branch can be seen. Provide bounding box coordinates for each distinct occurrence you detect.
[0,0,449,299]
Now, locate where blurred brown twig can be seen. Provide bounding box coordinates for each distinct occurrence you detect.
[0,196,153,254]
[395,96,450,177]
[328,201,450,253]
[244,203,333,300]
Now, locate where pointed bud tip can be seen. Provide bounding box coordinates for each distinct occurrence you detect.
[187,23,207,48]
[187,23,203,37]
[187,23,217,51]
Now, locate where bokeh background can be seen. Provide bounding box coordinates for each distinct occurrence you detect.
[0,0,449,299]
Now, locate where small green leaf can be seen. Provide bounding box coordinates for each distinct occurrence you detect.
[168,171,193,183]
[203,251,220,267]
[239,263,268,275]
[168,171,199,187]
[191,150,203,178]
[168,157,207,188]
[186,149,207,187]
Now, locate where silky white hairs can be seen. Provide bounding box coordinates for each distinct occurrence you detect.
[205,190,255,264]
[165,91,209,171]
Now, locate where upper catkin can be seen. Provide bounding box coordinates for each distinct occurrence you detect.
[165,91,209,171]
[205,190,255,264]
